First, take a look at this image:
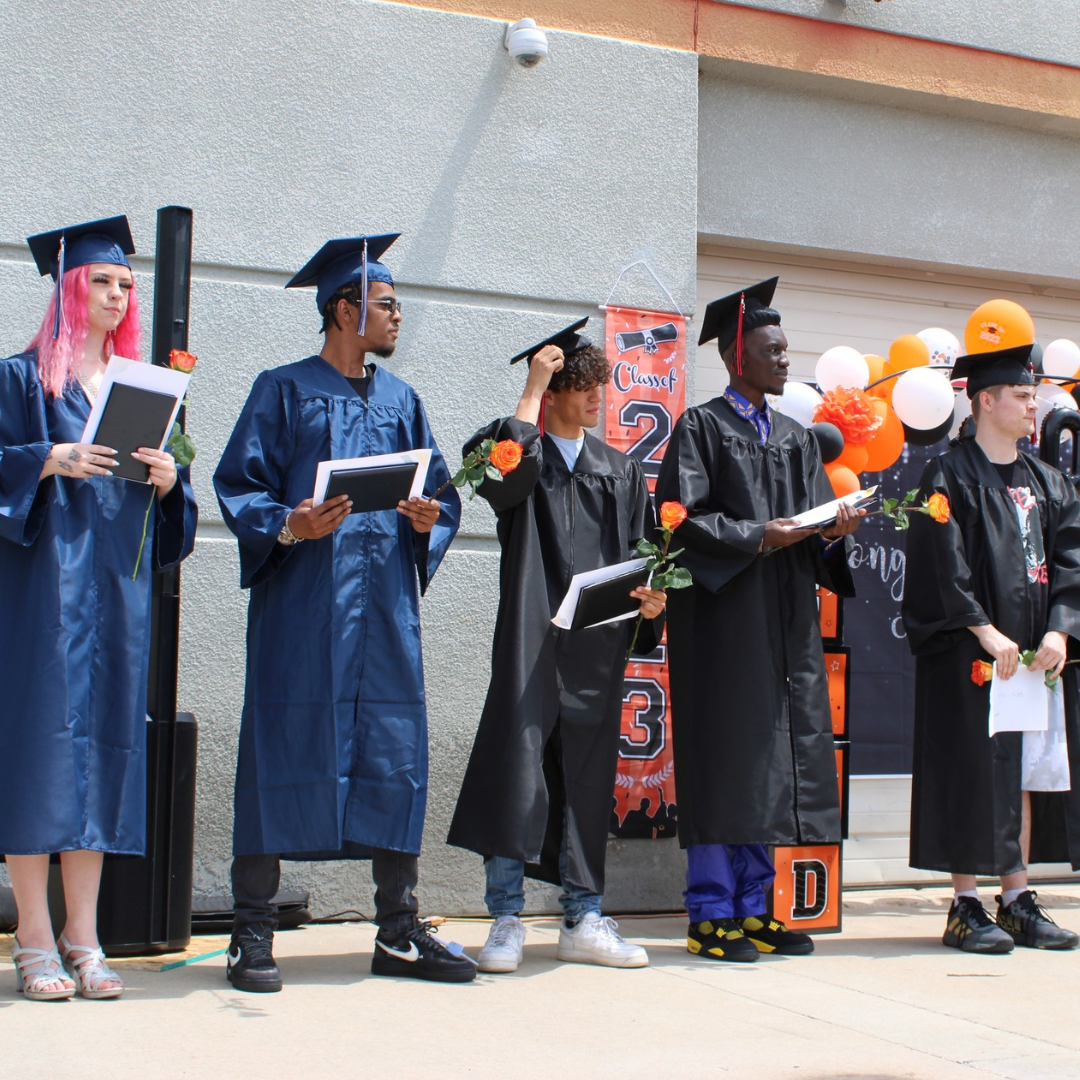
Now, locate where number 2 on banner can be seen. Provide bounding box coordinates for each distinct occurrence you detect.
[620,400,672,482]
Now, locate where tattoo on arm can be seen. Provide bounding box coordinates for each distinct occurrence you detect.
[67,448,82,462]
[58,461,73,473]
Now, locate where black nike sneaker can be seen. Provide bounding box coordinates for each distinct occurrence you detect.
[739,914,815,955]
[370,919,477,983]
[942,895,1014,954]
[686,919,759,962]
[996,890,1080,950]
[226,922,283,993]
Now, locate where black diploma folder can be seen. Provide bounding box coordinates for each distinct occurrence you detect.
[324,462,420,514]
[93,382,178,483]
[571,564,651,631]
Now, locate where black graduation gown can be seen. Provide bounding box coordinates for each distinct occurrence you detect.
[902,439,1080,874]
[654,397,853,848]
[447,417,660,892]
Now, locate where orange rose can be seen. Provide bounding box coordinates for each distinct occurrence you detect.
[660,501,688,533]
[971,660,993,687]
[927,493,951,524]
[169,349,198,373]
[489,439,523,476]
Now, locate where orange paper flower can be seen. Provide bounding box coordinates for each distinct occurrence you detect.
[489,439,523,476]
[660,501,688,533]
[169,349,197,373]
[814,387,883,447]
[971,660,993,687]
[927,493,951,524]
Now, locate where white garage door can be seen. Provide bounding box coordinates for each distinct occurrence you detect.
[696,244,1080,885]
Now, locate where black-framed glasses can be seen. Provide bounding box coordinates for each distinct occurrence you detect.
[366,298,403,315]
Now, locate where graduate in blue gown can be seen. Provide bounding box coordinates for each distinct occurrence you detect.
[214,233,472,991]
[0,216,197,1000]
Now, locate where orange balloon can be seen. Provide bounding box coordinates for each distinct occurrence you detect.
[888,334,930,373]
[835,442,869,474]
[964,299,1036,354]
[862,403,905,473]
[865,353,888,386]
[825,463,860,497]
[871,362,895,405]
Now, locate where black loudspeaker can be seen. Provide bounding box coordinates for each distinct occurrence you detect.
[96,206,198,955]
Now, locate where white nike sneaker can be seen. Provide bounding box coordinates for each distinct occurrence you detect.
[556,913,648,968]
[478,915,527,973]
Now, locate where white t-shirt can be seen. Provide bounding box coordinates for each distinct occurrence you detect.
[547,432,585,472]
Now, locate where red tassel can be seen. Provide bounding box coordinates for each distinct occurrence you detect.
[734,292,746,377]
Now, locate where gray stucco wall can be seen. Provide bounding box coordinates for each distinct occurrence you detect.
[718,0,1080,68]
[698,71,1080,285]
[0,2,696,917]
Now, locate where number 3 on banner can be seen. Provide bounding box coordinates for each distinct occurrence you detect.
[620,401,672,482]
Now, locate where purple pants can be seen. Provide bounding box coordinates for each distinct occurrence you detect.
[684,843,776,921]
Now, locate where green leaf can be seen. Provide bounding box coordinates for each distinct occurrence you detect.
[166,424,197,467]
[666,547,685,562]
[652,570,673,589]
[485,465,502,481]
[635,538,657,558]
[1020,649,1036,667]
[882,499,897,513]
[895,510,909,530]
[668,567,693,588]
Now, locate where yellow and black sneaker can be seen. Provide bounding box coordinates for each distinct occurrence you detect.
[686,919,759,962]
[739,914,815,955]
[943,895,1013,953]
[996,890,1079,950]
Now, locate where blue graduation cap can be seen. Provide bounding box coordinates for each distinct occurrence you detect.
[285,233,400,336]
[26,215,136,340]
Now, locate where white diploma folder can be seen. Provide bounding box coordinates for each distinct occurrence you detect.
[79,355,189,449]
[312,449,431,508]
[989,662,1050,736]
[788,486,878,530]
[551,558,650,631]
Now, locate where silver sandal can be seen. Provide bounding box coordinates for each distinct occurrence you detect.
[11,935,76,1001]
[58,933,124,1000]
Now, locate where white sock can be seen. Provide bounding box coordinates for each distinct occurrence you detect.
[954,889,979,901]
[1000,888,1025,906]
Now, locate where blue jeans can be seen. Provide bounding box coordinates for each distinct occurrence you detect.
[684,843,776,922]
[484,833,600,923]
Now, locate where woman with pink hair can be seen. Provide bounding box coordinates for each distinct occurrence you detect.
[0,216,198,1000]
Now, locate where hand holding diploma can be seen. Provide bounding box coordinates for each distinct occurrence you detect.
[288,495,351,539]
[397,495,441,533]
[134,446,178,498]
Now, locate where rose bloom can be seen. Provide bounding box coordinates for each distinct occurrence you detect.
[927,493,951,524]
[169,349,198,373]
[971,660,993,687]
[489,439,523,476]
[660,501,688,532]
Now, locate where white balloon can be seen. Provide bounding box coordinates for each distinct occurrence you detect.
[948,391,972,439]
[917,327,961,367]
[815,346,869,392]
[1042,339,1080,379]
[892,368,955,429]
[771,381,823,427]
[1035,382,1078,410]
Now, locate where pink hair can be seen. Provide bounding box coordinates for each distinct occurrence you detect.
[26,264,142,397]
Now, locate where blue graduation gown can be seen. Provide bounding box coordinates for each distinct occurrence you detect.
[0,353,198,855]
[214,356,460,858]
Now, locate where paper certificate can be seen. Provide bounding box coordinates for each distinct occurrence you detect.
[551,558,650,630]
[80,355,189,451]
[789,487,878,530]
[312,449,431,507]
[988,662,1050,736]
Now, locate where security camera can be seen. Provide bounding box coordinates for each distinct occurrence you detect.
[504,18,548,68]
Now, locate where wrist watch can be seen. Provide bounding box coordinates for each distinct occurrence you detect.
[277,514,302,546]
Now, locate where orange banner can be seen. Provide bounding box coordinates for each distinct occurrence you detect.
[606,307,686,838]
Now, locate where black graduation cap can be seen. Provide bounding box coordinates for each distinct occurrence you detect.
[286,233,400,334]
[698,277,781,376]
[26,215,136,340]
[952,344,1036,399]
[509,318,591,365]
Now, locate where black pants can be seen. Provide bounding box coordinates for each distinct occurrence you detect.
[231,850,419,936]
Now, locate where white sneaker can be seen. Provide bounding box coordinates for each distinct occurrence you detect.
[477,915,527,973]
[556,913,648,968]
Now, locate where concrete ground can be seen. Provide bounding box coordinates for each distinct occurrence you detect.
[5,885,1080,1079]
